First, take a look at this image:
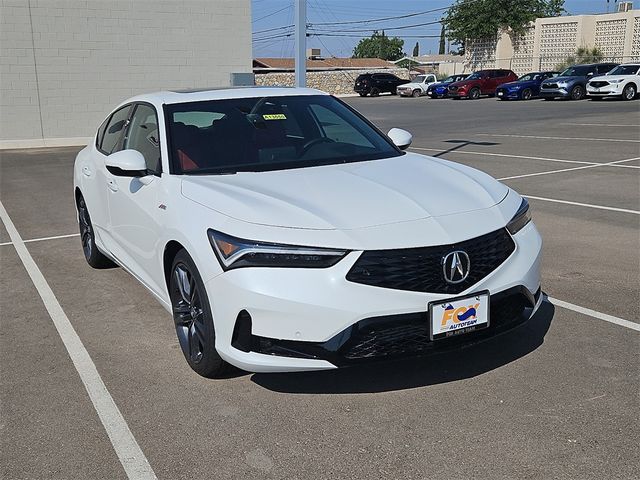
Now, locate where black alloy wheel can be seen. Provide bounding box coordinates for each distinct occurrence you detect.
[570,85,584,100]
[170,250,226,378]
[623,84,636,101]
[77,195,114,269]
[521,88,533,100]
[468,88,480,100]
[370,87,380,97]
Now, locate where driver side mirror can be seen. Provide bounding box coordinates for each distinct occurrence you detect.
[387,128,412,150]
[587,72,594,77]
[105,149,147,177]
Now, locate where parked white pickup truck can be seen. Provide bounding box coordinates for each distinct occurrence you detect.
[396,74,438,97]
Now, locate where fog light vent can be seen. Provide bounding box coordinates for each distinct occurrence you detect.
[231,310,253,352]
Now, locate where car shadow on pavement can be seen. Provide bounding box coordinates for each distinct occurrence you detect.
[250,299,554,394]
[433,140,500,157]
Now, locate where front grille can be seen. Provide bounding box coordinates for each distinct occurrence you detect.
[590,81,609,88]
[341,292,530,360]
[346,228,515,295]
[542,83,558,89]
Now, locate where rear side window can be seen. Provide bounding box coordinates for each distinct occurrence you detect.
[100,105,131,155]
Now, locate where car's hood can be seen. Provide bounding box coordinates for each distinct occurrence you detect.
[500,80,535,88]
[181,153,508,230]
[449,80,476,87]
[399,82,422,88]
[544,75,582,83]
[591,74,629,81]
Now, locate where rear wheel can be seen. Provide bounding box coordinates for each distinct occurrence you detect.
[521,88,533,100]
[622,84,636,100]
[570,85,585,100]
[76,195,114,269]
[170,250,227,378]
[468,88,480,100]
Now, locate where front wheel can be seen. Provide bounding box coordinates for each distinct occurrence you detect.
[170,250,227,378]
[622,84,636,100]
[521,88,533,101]
[412,89,421,98]
[570,85,585,100]
[76,195,114,269]
[468,88,480,100]
[370,87,380,97]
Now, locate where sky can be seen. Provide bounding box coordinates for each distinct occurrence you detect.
[252,0,619,58]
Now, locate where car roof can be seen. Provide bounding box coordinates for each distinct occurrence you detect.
[119,87,329,109]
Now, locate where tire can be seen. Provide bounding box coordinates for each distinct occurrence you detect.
[412,89,421,98]
[521,88,532,101]
[76,195,115,269]
[622,83,636,101]
[468,88,480,100]
[370,87,380,97]
[570,85,585,100]
[170,249,227,378]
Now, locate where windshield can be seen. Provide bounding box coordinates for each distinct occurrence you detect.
[466,72,483,80]
[560,65,592,77]
[607,65,640,76]
[518,73,542,81]
[442,76,458,83]
[165,95,402,175]
[414,75,427,83]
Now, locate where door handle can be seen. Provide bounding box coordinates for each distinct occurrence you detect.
[82,165,92,177]
[107,179,119,192]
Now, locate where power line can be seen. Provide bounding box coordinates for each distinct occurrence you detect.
[307,5,450,26]
[253,5,290,23]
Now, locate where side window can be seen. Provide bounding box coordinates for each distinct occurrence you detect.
[123,104,161,174]
[100,105,131,155]
[309,104,371,147]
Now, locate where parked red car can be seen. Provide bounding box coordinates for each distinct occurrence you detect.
[448,69,518,99]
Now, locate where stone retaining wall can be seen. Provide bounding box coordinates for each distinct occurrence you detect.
[254,68,410,95]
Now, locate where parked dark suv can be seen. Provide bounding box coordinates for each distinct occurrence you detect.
[354,73,409,97]
[448,69,518,99]
[539,63,618,100]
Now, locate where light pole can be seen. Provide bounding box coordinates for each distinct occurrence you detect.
[295,0,306,88]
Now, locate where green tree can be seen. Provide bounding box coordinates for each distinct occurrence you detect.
[439,24,446,54]
[412,42,420,57]
[444,0,564,44]
[555,46,604,71]
[353,31,405,61]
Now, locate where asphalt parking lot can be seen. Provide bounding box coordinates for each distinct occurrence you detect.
[1,95,638,479]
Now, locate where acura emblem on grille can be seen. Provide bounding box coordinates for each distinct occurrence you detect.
[442,250,470,284]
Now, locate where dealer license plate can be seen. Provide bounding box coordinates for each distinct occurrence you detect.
[429,291,490,340]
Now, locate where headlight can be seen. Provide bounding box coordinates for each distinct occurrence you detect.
[506,198,532,235]
[208,229,348,270]
[609,79,624,84]
[557,82,568,87]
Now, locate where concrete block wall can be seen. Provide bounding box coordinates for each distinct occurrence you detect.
[0,0,252,147]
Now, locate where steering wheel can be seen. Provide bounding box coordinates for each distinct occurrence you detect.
[300,137,335,155]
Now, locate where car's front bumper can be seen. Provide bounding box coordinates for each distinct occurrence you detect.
[205,222,543,372]
[587,83,624,96]
[397,88,415,96]
[496,88,521,99]
[539,87,570,98]
[447,89,467,98]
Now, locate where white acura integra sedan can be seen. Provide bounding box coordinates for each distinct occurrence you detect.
[74,87,542,377]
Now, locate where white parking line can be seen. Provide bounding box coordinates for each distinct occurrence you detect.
[524,195,640,215]
[0,232,79,247]
[0,201,157,480]
[410,147,640,169]
[498,157,640,180]
[548,296,640,332]
[560,123,640,128]
[476,133,640,143]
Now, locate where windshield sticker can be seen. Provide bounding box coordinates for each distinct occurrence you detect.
[262,114,287,120]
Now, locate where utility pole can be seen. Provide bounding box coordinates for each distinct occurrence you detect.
[295,0,306,88]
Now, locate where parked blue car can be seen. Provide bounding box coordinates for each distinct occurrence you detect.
[539,63,618,100]
[496,71,560,100]
[427,74,469,98]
